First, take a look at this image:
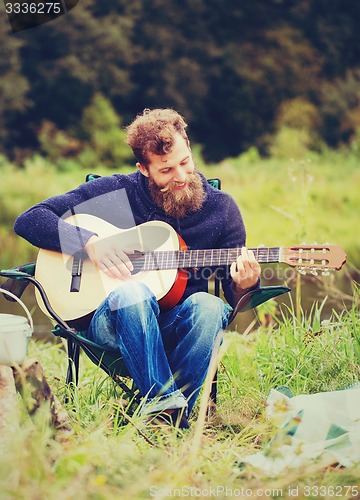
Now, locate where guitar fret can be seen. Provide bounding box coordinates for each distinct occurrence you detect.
[147,252,152,270]
[225,249,230,265]
[181,250,185,268]
[153,251,159,270]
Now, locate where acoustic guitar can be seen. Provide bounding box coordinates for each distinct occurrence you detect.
[34,214,347,327]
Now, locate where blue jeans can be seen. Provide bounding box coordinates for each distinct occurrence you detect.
[86,282,231,416]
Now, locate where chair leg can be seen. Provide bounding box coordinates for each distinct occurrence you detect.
[66,338,80,386]
[210,368,217,405]
[207,368,218,419]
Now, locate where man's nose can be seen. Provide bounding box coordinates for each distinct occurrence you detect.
[173,167,187,183]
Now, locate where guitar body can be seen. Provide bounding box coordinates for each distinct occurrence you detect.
[35,215,188,327]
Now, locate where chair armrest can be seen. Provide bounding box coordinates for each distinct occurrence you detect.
[228,285,291,324]
[0,263,36,302]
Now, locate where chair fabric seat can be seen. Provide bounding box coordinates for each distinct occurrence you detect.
[75,332,128,378]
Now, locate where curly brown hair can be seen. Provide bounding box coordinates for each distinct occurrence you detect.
[126,108,189,167]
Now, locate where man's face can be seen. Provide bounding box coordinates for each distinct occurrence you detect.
[138,133,194,189]
[137,133,205,218]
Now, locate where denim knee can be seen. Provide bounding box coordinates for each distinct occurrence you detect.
[187,292,230,329]
[107,281,158,312]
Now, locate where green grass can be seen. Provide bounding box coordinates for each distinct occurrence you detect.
[0,291,359,499]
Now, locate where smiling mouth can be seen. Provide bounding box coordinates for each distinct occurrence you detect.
[174,182,186,190]
[159,182,187,193]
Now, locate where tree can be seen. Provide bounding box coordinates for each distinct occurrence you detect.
[3,0,360,162]
[0,21,30,153]
[8,0,135,153]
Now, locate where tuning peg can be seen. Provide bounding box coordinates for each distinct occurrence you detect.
[321,270,330,276]
[310,269,318,276]
[298,268,307,275]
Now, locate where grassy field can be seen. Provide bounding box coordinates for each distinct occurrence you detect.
[0,291,359,499]
[0,151,359,498]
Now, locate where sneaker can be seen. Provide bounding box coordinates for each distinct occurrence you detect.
[148,408,190,430]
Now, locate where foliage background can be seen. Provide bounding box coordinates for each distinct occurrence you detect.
[2,0,360,163]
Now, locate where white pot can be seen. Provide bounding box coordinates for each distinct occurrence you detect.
[0,289,33,366]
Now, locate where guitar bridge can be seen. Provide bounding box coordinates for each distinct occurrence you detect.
[70,252,85,292]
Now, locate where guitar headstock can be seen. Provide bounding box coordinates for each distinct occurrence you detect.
[281,244,347,275]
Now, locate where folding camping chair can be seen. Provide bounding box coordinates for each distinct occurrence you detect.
[0,175,290,410]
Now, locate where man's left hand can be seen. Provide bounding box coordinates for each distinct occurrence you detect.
[230,247,261,292]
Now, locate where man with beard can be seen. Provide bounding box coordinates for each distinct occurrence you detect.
[14,108,261,429]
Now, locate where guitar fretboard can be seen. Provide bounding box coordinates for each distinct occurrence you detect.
[140,247,281,271]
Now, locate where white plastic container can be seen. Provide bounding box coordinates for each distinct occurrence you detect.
[0,288,33,366]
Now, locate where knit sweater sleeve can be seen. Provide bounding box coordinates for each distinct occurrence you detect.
[14,175,126,255]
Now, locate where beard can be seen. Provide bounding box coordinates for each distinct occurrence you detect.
[149,168,206,219]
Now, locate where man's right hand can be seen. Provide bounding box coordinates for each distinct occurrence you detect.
[84,235,134,280]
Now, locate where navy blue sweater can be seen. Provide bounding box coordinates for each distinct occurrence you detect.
[14,170,249,308]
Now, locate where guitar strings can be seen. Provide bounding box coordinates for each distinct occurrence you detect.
[135,248,282,271]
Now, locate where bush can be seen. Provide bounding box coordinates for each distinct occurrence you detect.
[38,121,82,164]
[79,93,133,168]
[37,94,133,170]
[269,98,323,159]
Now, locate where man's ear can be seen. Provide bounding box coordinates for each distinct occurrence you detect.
[137,162,149,177]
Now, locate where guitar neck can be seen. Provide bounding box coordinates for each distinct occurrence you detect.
[141,247,281,271]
